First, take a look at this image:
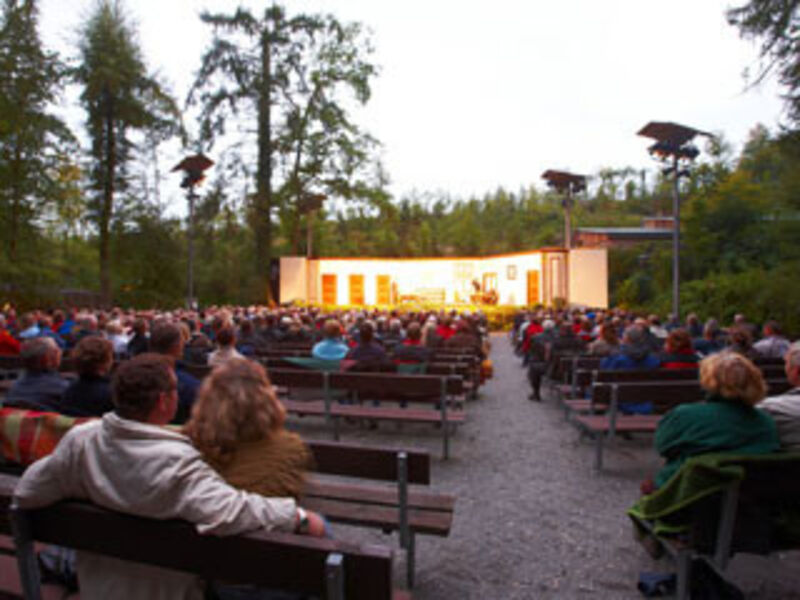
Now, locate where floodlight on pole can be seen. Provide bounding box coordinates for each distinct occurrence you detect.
[637,122,710,320]
[541,170,586,250]
[172,153,214,309]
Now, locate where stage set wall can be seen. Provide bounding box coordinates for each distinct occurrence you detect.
[280,248,607,308]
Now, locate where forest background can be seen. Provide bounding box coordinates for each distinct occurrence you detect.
[1,0,800,332]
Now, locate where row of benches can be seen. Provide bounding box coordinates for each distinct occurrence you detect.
[0,407,457,596]
[541,359,789,470]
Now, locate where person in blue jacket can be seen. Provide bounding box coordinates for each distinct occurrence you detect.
[600,325,661,370]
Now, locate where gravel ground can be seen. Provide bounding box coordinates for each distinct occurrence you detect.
[286,334,800,599]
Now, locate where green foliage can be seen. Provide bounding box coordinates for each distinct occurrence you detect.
[189,4,380,301]
[0,0,74,263]
[727,0,800,124]
[75,0,180,303]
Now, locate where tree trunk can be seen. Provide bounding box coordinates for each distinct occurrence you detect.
[255,28,273,303]
[99,90,115,306]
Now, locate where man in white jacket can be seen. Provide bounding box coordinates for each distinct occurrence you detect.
[14,353,324,600]
[760,341,800,451]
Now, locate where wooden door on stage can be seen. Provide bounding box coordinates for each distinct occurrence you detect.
[321,274,337,305]
[349,274,365,305]
[526,270,540,305]
[376,275,391,305]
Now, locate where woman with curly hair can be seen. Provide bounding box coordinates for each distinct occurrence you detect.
[184,358,312,500]
[650,352,778,489]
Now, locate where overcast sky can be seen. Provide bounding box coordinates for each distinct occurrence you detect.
[38,0,784,213]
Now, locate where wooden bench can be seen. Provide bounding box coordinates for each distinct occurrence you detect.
[557,357,785,400]
[0,409,452,592]
[561,365,787,417]
[267,369,465,459]
[257,356,480,402]
[629,453,800,599]
[0,473,407,600]
[560,369,700,418]
[572,379,793,470]
[303,440,454,587]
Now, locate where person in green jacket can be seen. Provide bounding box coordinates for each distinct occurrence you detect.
[653,352,779,489]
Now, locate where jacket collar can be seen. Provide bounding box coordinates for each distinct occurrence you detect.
[102,412,190,443]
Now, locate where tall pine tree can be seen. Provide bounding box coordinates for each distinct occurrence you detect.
[0,0,72,266]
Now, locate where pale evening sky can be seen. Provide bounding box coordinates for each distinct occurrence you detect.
[38,0,784,214]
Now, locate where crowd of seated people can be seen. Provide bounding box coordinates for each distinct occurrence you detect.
[2,300,800,596]
[0,304,490,423]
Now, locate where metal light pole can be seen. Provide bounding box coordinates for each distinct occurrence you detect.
[637,122,708,320]
[541,170,586,250]
[172,154,214,309]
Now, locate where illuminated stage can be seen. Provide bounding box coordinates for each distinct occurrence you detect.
[280,248,607,308]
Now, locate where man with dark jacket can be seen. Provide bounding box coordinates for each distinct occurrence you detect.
[6,338,68,411]
[149,323,199,423]
[392,322,432,363]
[126,318,150,357]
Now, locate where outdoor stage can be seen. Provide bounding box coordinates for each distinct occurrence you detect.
[280,248,607,308]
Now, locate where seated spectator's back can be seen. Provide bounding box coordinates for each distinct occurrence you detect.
[6,338,68,412]
[61,336,114,417]
[600,326,660,370]
[759,341,800,450]
[392,322,432,363]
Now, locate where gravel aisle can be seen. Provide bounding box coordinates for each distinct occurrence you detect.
[287,333,800,599]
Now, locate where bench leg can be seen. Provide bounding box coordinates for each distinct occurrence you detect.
[10,506,42,600]
[594,435,604,471]
[326,553,345,600]
[406,532,416,588]
[675,549,691,600]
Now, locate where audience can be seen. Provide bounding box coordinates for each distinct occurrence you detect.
[0,315,20,356]
[392,322,432,363]
[726,326,760,360]
[600,326,660,370]
[60,336,114,417]
[587,323,619,357]
[346,322,388,367]
[753,320,791,359]
[126,318,149,357]
[208,326,244,368]
[185,359,313,501]
[149,323,200,423]
[15,353,324,599]
[6,338,68,411]
[649,353,778,489]
[311,319,349,360]
[659,329,699,369]
[759,342,800,450]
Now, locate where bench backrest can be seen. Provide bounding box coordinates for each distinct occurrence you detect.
[686,454,800,560]
[307,439,430,485]
[259,357,472,378]
[0,473,394,600]
[594,369,699,384]
[268,368,463,397]
[594,379,793,414]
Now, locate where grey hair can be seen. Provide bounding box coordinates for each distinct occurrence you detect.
[786,342,800,368]
[704,318,720,337]
[21,337,59,372]
[624,325,646,345]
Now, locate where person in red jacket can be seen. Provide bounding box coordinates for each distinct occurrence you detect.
[659,329,699,369]
[0,315,20,355]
